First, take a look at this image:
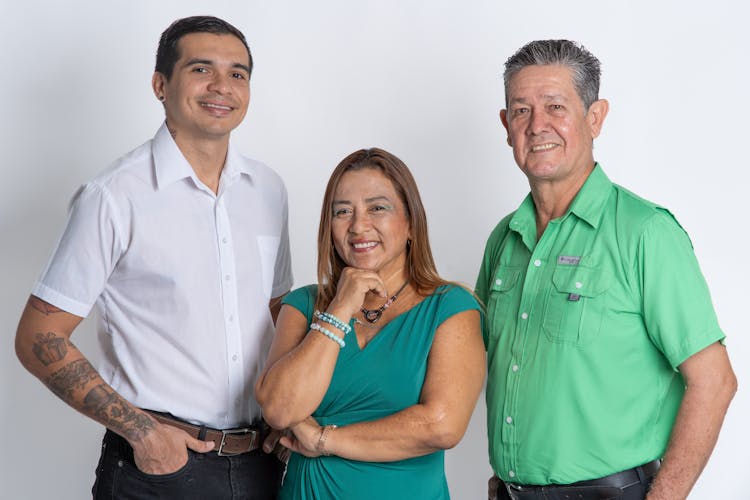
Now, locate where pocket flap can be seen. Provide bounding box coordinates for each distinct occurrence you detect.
[491,268,520,292]
[551,266,609,297]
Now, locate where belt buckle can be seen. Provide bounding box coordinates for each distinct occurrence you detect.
[217,427,257,456]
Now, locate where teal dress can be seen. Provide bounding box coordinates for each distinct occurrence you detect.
[278,284,480,500]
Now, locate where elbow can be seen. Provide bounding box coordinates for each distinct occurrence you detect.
[254,383,296,429]
[260,402,296,430]
[424,410,467,450]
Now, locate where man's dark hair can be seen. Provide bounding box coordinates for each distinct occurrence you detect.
[504,40,600,110]
[155,16,253,80]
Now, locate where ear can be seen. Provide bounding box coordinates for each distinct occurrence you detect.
[499,109,512,146]
[152,72,166,102]
[586,99,609,139]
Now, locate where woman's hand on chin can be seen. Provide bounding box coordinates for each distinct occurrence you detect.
[327,267,387,320]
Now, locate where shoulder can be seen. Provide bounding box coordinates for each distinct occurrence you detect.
[610,184,689,244]
[237,154,288,192]
[485,211,516,246]
[432,284,481,314]
[282,285,319,311]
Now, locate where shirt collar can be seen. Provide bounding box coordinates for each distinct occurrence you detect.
[152,122,254,190]
[566,163,611,228]
[509,163,612,247]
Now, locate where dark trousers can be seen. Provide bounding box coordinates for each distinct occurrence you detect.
[92,430,284,500]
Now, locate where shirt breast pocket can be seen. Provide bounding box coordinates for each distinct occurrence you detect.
[542,265,610,346]
[487,267,521,339]
[257,235,280,298]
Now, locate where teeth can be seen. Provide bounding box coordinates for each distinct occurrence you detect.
[531,143,557,152]
[202,103,232,111]
[353,242,377,249]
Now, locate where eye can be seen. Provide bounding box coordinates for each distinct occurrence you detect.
[513,107,529,116]
[231,72,247,80]
[333,207,353,218]
[550,104,564,111]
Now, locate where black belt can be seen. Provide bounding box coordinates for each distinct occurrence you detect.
[504,459,661,500]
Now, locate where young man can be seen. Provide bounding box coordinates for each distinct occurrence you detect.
[16,16,292,499]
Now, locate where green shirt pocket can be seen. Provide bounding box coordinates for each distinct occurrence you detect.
[487,267,521,340]
[543,265,610,346]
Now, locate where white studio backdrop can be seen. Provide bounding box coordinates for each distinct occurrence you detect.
[1,1,747,498]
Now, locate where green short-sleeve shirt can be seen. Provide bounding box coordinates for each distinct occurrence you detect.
[476,165,724,485]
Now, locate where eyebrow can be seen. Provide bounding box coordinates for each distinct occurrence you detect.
[184,58,251,74]
[332,196,392,206]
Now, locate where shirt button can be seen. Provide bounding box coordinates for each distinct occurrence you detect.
[232,354,238,361]
[521,312,528,320]
[509,470,516,478]
[512,364,519,372]
[575,282,583,289]
[229,315,234,323]
[222,237,228,244]
[495,279,503,286]
[506,416,513,424]
[534,259,541,267]
[225,274,231,281]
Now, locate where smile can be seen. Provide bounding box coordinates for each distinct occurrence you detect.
[530,143,558,152]
[352,241,378,250]
[200,102,233,111]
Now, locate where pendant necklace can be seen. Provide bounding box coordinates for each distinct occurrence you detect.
[359,280,409,324]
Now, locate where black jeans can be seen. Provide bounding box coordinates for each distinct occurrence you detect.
[92,430,284,500]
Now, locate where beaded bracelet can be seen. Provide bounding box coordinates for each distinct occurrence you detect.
[310,322,345,348]
[314,310,352,336]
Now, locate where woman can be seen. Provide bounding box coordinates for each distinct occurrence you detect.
[255,148,485,499]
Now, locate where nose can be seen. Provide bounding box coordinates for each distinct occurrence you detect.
[348,210,371,234]
[207,73,231,95]
[526,109,547,135]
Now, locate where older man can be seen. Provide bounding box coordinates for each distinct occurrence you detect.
[16,16,292,499]
[477,40,736,500]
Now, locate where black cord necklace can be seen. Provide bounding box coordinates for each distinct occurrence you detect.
[360,280,409,323]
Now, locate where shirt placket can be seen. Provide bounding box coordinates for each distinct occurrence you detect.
[215,193,244,426]
[503,219,559,482]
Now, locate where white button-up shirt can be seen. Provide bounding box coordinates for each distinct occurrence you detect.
[33,123,293,428]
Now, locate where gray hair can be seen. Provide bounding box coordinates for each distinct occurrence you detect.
[504,40,601,110]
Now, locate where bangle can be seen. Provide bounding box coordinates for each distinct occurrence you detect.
[316,424,337,456]
[314,310,352,335]
[310,322,345,348]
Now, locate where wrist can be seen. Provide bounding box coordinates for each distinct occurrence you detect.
[316,424,338,456]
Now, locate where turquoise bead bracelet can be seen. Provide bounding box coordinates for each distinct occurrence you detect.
[314,310,352,336]
[310,322,345,348]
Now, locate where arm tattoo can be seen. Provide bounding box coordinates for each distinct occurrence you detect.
[83,385,155,442]
[44,359,98,402]
[32,332,69,366]
[28,296,63,315]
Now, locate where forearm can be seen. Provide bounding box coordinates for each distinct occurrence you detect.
[16,299,155,444]
[323,403,467,462]
[256,327,342,428]
[647,353,736,499]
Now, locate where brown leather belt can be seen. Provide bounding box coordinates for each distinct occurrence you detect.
[147,411,265,456]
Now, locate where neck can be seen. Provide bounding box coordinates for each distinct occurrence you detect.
[529,163,594,238]
[169,125,230,194]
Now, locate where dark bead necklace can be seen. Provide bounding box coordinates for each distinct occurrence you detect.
[360,280,409,323]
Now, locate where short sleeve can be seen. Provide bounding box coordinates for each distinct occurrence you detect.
[435,285,482,328]
[281,285,318,325]
[271,184,294,298]
[638,211,725,368]
[32,183,124,318]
